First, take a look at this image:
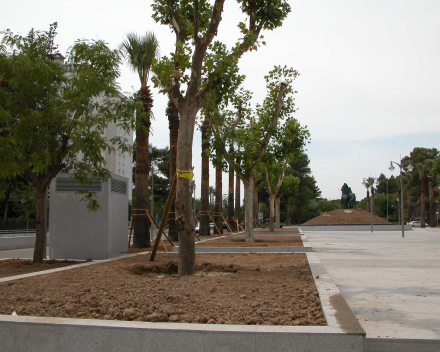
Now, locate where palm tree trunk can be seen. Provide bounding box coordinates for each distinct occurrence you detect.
[167,100,179,241]
[200,119,210,236]
[3,191,10,220]
[214,150,223,235]
[428,174,435,227]
[421,174,426,227]
[269,194,275,232]
[366,190,370,212]
[234,157,241,229]
[133,86,152,248]
[228,146,234,231]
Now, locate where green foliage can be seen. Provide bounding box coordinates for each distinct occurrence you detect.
[0,24,137,211]
[209,66,305,181]
[151,0,291,109]
[402,147,440,202]
[284,152,321,224]
[120,32,160,88]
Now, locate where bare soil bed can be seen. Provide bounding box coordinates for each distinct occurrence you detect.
[0,259,84,279]
[196,235,303,247]
[303,208,390,225]
[0,253,326,326]
[252,228,300,234]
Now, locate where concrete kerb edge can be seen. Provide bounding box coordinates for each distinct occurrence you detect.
[0,232,366,352]
[0,250,158,284]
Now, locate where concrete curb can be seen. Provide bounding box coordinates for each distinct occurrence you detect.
[175,234,312,253]
[0,235,366,351]
[299,224,412,231]
[365,338,440,352]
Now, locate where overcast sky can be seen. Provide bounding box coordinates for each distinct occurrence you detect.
[3,0,440,201]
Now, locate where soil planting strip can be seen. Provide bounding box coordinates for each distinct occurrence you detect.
[0,243,366,351]
[181,234,312,253]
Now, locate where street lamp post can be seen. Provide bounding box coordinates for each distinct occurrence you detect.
[388,159,414,238]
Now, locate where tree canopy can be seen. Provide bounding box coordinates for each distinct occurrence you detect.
[0,24,136,261]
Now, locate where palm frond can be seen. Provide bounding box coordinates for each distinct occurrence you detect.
[120,32,160,88]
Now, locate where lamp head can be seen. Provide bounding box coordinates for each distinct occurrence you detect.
[388,162,395,172]
[407,163,414,172]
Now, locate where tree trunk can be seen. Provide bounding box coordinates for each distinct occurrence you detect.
[167,100,179,241]
[269,194,275,232]
[243,176,254,242]
[133,86,152,248]
[228,146,234,231]
[286,200,291,225]
[407,183,411,222]
[3,191,10,220]
[275,198,281,229]
[234,157,241,229]
[253,181,258,223]
[421,175,426,227]
[33,186,47,263]
[200,119,210,236]
[366,190,370,212]
[175,107,197,276]
[214,154,223,235]
[428,174,435,227]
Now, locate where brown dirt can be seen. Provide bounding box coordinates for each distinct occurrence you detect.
[0,253,325,326]
[0,259,85,279]
[196,236,303,247]
[303,208,391,225]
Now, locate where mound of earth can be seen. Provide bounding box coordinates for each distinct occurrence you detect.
[302,208,391,225]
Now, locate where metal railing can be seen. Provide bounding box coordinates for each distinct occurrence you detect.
[0,229,37,238]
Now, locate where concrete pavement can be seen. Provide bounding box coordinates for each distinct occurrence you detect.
[303,228,440,340]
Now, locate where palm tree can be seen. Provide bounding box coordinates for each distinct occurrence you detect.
[200,118,210,236]
[405,173,412,222]
[425,159,435,227]
[120,32,159,248]
[416,163,427,228]
[166,100,179,241]
[214,149,223,235]
[234,156,241,228]
[228,145,235,231]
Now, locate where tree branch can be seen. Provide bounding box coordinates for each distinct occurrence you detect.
[206,116,244,180]
[194,0,199,43]
[275,159,289,194]
[187,0,225,98]
[256,82,287,161]
[167,0,180,35]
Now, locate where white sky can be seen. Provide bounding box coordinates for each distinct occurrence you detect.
[3,0,440,201]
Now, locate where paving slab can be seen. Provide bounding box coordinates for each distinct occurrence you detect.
[302,228,440,341]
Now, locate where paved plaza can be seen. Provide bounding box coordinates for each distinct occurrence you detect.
[303,228,440,340]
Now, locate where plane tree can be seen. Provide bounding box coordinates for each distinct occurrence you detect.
[210,66,305,241]
[151,0,291,275]
[261,121,309,232]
